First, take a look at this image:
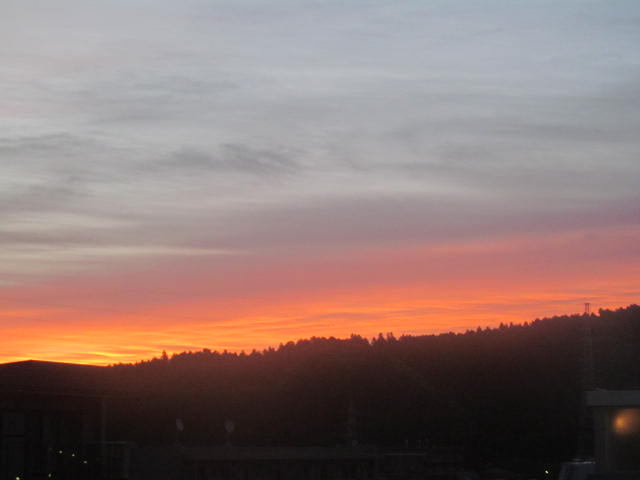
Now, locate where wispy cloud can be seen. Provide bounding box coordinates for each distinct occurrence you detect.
[162,144,301,177]
[1,0,638,361]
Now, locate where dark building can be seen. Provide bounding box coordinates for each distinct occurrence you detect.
[0,360,464,480]
[133,445,463,480]
[0,360,120,480]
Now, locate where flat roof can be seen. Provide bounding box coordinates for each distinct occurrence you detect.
[0,360,121,397]
[586,390,640,407]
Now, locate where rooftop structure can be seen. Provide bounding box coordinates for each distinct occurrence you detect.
[586,390,640,479]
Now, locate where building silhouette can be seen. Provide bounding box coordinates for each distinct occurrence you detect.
[0,360,463,480]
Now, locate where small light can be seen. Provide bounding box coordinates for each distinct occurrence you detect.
[83,460,88,464]
[48,475,52,478]
[545,470,550,475]
[58,450,63,454]
[16,476,21,480]
[71,453,75,457]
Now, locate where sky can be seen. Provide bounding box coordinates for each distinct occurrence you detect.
[1,0,639,365]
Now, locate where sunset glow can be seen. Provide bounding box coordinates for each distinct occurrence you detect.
[1,0,638,365]
[2,224,638,364]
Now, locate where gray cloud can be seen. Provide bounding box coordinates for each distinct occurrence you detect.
[163,144,301,176]
[1,0,639,280]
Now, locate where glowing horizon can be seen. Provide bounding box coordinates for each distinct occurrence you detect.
[2,224,638,365]
[1,0,639,365]
[3,297,638,366]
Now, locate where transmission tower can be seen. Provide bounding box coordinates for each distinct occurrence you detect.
[575,302,595,460]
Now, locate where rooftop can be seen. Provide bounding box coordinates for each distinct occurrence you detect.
[0,359,111,397]
[586,390,640,407]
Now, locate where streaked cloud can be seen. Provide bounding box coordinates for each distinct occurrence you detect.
[1,0,638,362]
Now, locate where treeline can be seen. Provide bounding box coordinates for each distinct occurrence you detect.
[106,304,640,473]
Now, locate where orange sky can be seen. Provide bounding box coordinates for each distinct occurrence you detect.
[2,225,637,365]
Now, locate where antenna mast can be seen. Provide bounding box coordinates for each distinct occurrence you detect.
[582,303,595,390]
[575,302,595,460]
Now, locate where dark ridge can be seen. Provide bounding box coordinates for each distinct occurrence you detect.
[2,304,637,476]
[100,304,639,474]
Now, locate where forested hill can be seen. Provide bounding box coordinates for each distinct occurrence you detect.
[108,304,640,473]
